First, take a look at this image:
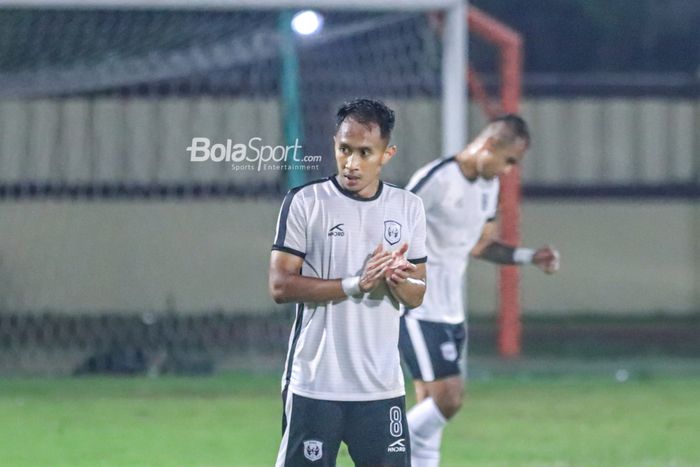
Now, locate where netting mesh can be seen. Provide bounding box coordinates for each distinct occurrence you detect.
[1,10,441,95]
[0,6,451,374]
[2,311,698,376]
[1,10,281,95]
[0,8,446,195]
[0,6,539,374]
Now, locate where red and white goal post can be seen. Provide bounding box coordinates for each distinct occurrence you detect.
[0,0,524,357]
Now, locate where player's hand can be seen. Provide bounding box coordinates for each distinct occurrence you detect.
[385,264,417,287]
[359,244,394,293]
[533,245,560,274]
[385,243,417,287]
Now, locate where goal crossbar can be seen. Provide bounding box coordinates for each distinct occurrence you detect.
[0,0,462,10]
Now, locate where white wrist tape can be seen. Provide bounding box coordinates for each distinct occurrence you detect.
[406,277,426,287]
[513,248,535,264]
[341,276,362,297]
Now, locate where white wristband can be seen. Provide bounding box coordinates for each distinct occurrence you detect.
[341,276,362,297]
[406,277,426,287]
[513,248,535,264]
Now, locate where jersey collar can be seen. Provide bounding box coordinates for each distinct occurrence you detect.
[330,175,384,202]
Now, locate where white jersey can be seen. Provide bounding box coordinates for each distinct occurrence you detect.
[404,156,499,324]
[273,175,427,401]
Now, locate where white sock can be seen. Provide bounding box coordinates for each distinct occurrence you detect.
[408,398,447,467]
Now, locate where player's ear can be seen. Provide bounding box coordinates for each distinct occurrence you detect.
[483,136,499,151]
[382,145,397,165]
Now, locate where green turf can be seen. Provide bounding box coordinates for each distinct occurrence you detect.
[1,373,699,466]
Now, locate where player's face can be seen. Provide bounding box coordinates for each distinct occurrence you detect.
[334,118,396,198]
[476,137,528,180]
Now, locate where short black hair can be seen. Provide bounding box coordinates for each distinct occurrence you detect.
[491,113,530,147]
[335,98,395,141]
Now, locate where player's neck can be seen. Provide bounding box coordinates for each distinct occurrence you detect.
[455,146,479,181]
[332,175,383,201]
[356,179,381,199]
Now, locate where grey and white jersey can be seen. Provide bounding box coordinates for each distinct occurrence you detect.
[405,156,499,324]
[273,176,427,401]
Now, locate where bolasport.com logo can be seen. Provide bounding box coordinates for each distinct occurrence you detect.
[187,137,322,172]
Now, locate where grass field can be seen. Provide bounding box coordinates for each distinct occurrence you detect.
[1,372,699,466]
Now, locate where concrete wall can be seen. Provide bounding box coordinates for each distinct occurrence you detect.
[1,199,697,316]
[469,199,700,315]
[1,97,698,187]
[1,95,698,316]
[518,97,700,185]
[0,200,277,313]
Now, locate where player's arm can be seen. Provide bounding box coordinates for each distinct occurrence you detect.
[269,251,345,304]
[269,246,394,304]
[385,243,427,308]
[471,221,560,274]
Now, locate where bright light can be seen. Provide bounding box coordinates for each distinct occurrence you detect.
[291,10,324,36]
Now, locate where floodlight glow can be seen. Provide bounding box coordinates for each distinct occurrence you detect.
[291,10,323,36]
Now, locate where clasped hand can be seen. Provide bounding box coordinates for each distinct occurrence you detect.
[359,243,416,292]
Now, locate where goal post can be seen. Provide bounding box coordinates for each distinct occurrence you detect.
[0,0,467,159]
[0,1,526,359]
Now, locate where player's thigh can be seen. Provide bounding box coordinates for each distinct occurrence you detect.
[278,393,343,466]
[343,396,410,467]
[400,316,466,382]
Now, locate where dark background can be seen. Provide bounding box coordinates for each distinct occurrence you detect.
[472,0,700,73]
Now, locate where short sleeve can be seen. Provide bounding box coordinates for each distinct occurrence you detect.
[407,197,427,264]
[271,189,306,259]
[485,179,500,222]
[406,160,446,211]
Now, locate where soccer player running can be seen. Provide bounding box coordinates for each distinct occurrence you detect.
[399,115,560,467]
[270,98,428,467]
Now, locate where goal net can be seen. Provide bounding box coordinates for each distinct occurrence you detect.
[0,2,466,196]
[0,1,527,374]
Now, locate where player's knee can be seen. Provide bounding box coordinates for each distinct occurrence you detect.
[434,390,463,419]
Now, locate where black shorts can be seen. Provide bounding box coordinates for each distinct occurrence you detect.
[399,315,466,382]
[276,390,410,466]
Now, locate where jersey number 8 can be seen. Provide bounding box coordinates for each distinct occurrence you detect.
[389,406,403,437]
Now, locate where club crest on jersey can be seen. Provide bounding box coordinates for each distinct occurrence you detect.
[303,440,323,461]
[384,220,402,245]
[440,342,458,361]
[481,193,489,212]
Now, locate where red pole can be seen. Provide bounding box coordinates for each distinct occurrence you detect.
[500,37,523,358]
[467,67,499,119]
[468,6,524,358]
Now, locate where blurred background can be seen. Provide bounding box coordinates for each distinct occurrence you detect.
[1,2,700,466]
[0,0,698,379]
